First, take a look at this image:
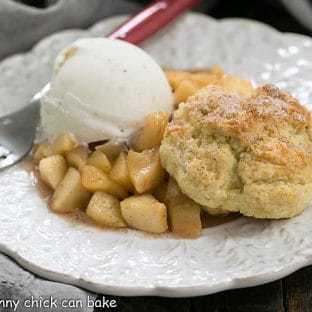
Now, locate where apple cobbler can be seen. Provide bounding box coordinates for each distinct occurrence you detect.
[33,67,312,238]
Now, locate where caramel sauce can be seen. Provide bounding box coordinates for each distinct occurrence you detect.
[18,158,240,232]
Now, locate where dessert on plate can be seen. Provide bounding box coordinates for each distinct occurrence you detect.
[32,37,312,238]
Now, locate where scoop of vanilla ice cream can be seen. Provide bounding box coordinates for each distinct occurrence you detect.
[40,38,173,142]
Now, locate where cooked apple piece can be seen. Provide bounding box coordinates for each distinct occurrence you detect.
[52,132,78,155]
[174,79,199,104]
[166,67,253,104]
[39,155,68,190]
[66,145,89,169]
[50,167,91,213]
[110,152,133,192]
[165,179,201,238]
[120,194,168,234]
[86,192,126,228]
[131,112,169,152]
[127,149,165,193]
[81,165,127,199]
[187,67,223,87]
[219,74,254,96]
[206,65,224,76]
[165,70,191,90]
[95,141,126,161]
[33,142,54,163]
[190,72,218,88]
[88,150,112,173]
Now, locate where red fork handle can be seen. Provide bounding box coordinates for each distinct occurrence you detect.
[107,0,201,44]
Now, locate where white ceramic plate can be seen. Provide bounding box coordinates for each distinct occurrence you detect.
[1,13,312,297]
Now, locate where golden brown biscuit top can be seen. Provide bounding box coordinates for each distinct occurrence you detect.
[166,84,312,173]
[186,84,310,134]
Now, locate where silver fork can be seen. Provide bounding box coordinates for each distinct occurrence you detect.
[0,84,49,170]
[0,0,201,170]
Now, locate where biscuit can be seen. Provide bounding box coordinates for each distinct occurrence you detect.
[160,84,312,218]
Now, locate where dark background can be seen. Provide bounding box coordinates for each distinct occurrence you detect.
[133,0,312,36]
[17,0,312,311]
[20,0,312,36]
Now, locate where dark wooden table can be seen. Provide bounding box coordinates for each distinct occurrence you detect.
[94,0,312,311]
[95,266,312,311]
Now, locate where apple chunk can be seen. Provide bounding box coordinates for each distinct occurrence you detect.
[88,150,112,173]
[33,142,54,163]
[86,192,126,228]
[165,179,202,238]
[50,167,91,213]
[66,145,89,169]
[127,149,165,193]
[120,194,168,234]
[80,165,127,199]
[174,79,199,104]
[131,112,169,152]
[52,132,78,155]
[39,155,67,190]
[95,141,126,162]
[110,152,133,192]
[165,70,191,90]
